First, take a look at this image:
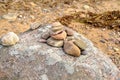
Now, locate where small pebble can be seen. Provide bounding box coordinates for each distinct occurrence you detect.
[113,47,119,52]
[2,13,18,21]
[1,32,19,46]
[51,31,67,40]
[52,22,62,27]
[64,40,81,57]
[30,22,41,30]
[83,5,90,10]
[100,39,106,43]
[65,27,74,36]
[41,31,50,40]
[81,51,87,55]
[74,38,87,50]
[47,37,64,47]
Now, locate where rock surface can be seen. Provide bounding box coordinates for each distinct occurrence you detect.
[0,25,119,80]
[0,32,19,46]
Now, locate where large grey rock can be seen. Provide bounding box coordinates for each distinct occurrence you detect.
[0,25,119,80]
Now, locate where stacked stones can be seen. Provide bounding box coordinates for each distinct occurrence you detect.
[41,22,87,57]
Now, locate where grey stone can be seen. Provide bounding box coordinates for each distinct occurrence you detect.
[47,37,64,47]
[0,25,119,80]
[41,31,50,39]
[74,37,87,50]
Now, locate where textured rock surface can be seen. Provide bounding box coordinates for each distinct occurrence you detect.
[0,32,19,46]
[0,25,119,80]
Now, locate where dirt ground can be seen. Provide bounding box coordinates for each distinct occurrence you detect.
[0,0,120,73]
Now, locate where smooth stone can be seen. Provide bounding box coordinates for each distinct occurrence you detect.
[1,32,19,46]
[50,29,64,35]
[30,22,41,30]
[51,31,67,40]
[52,22,62,27]
[47,37,63,47]
[65,27,74,36]
[41,31,50,40]
[52,25,64,32]
[66,36,75,41]
[64,41,81,57]
[2,13,18,21]
[113,47,119,52]
[83,5,90,10]
[74,38,87,50]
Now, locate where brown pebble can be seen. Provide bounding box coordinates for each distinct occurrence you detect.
[30,22,41,30]
[64,41,81,57]
[51,31,67,40]
[52,26,64,32]
[47,37,64,47]
[52,22,62,27]
[65,27,74,36]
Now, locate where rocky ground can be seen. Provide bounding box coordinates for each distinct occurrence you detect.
[0,0,120,75]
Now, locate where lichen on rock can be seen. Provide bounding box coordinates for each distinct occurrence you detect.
[0,23,119,80]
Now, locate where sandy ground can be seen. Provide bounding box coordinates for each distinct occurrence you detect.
[0,0,120,76]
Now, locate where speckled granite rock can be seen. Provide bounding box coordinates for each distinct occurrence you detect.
[0,25,119,80]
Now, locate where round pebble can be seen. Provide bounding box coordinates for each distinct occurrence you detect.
[1,32,19,46]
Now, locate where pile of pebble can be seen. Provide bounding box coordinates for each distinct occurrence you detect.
[0,22,87,57]
[41,22,87,57]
